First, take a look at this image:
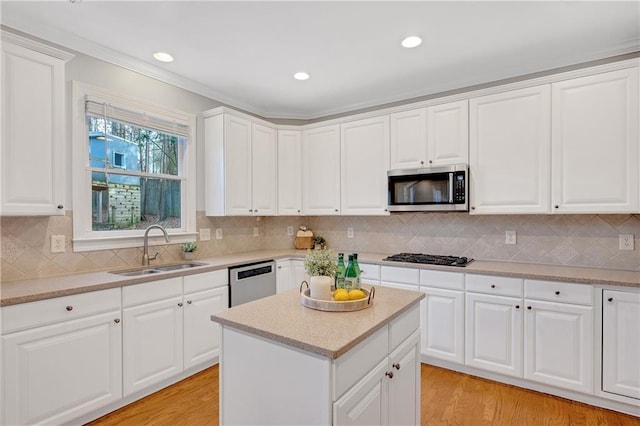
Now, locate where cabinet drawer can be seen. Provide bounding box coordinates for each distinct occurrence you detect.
[359,263,380,281]
[123,277,182,307]
[389,304,420,351]
[332,326,388,400]
[420,270,464,291]
[466,274,523,297]
[525,280,593,305]
[183,269,228,294]
[1,288,121,334]
[381,266,419,285]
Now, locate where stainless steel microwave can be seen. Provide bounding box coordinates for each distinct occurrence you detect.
[387,164,468,212]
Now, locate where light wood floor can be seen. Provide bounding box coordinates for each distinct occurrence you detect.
[87,364,638,426]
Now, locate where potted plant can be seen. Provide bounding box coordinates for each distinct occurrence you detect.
[304,248,337,300]
[181,241,198,260]
[312,235,327,250]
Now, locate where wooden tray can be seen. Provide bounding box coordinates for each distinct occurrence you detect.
[299,281,375,312]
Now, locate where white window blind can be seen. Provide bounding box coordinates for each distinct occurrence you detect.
[85,96,191,138]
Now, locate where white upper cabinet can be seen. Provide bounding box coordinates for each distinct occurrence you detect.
[277,130,302,215]
[251,123,278,215]
[427,100,469,166]
[204,109,277,216]
[302,124,341,215]
[340,116,390,215]
[469,85,551,214]
[551,68,639,213]
[390,108,427,169]
[1,32,73,216]
[389,100,468,170]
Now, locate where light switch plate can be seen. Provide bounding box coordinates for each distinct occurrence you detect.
[51,235,65,253]
[199,228,211,241]
[505,230,517,245]
[619,234,634,250]
[347,227,354,239]
[253,227,260,237]
[215,228,223,240]
[287,226,294,236]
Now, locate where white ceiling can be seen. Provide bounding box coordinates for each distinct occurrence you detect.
[2,1,639,120]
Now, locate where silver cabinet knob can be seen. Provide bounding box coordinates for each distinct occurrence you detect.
[385,371,394,379]
[393,363,400,370]
[114,318,121,324]
[57,204,64,209]
[187,300,192,304]
[66,306,73,311]
[177,302,183,307]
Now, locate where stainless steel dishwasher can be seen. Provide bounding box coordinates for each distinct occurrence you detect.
[228,260,276,307]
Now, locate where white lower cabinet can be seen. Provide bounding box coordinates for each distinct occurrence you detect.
[419,270,464,365]
[602,289,640,400]
[524,280,593,394]
[292,259,309,289]
[1,288,122,425]
[276,259,293,293]
[333,358,388,426]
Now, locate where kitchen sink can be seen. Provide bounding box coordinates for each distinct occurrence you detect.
[110,262,207,276]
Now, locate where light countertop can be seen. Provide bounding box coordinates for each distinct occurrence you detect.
[1,249,638,306]
[211,285,424,359]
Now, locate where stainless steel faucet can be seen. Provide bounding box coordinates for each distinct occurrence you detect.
[142,224,170,266]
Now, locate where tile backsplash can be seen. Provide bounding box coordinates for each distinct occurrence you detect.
[1,212,639,282]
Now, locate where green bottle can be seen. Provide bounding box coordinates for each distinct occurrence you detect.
[335,253,346,289]
[345,254,357,291]
[352,253,361,289]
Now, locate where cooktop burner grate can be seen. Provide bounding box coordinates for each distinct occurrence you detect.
[384,253,473,267]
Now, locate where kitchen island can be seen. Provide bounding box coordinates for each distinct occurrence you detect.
[211,285,425,425]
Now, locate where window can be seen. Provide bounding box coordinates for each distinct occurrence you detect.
[72,82,196,251]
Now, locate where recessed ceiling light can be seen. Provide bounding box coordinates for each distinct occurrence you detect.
[153,51,174,63]
[293,72,310,81]
[401,36,422,49]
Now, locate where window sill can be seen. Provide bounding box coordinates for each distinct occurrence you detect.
[73,231,198,252]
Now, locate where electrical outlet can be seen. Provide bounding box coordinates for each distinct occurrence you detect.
[215,228,223,240]
[253,227,260,237]
[347,227,354,239]
[51,235,65,253]
[287,226,294,236]
[619,234,634,250]
[199,228,211,241]
[505,230,517,245]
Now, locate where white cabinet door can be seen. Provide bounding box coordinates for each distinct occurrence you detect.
[469,85,551,214]
[341,116,390,215]
[277,130,302,215]
[183,286,228,370]
[389,108,427,170]
[276,259,292,294]
[302,125,341,215]
[334,359,388,426]
[602,290,640,400]
[251,123,277,215]
[292,259,309,290]
[420,287,464,364]
[524,300,593,393]
[2,311,121,425]
[551,68,639,213]
[224,114,253,216]
[123,296,184,396]
[387,331,420,426]
[1,36,71,216]
[427,100,469,166]
[465,292,523,377]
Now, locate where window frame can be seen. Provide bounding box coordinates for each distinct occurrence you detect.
[71,81,197,252]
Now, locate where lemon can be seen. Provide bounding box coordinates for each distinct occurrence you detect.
[333,289,349,301]
[348,289,366,300]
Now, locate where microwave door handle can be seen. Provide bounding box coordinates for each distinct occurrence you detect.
[448,173,454,202]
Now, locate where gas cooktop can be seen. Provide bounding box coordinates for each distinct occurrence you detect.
[383,253,473,267]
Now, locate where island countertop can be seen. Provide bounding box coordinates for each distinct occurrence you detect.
[210,285,425,359]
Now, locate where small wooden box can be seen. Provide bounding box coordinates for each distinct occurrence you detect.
[295,236,313,250]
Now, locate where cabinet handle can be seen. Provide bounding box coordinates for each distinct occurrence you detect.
[385,371,394,379]
[471,206,476,210]
[334,209,338,212]
[66,305,73,311]
[515,305,520,309]
[420,161,424,165]
[527,306,532,310]
[178,302,183,307]
[490,284,496,289]
[393,363,401,370]
[278,266,282,269]
[114,318,121,324]
[607,297,613,302]
[187,300,192,304]
[57,204,64,209]
[249,209,253,212]
[255,209,258,213]
[555,291,560,295]
[554,205,559,209]
[428,160,433,164]
[297,209,301,213]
